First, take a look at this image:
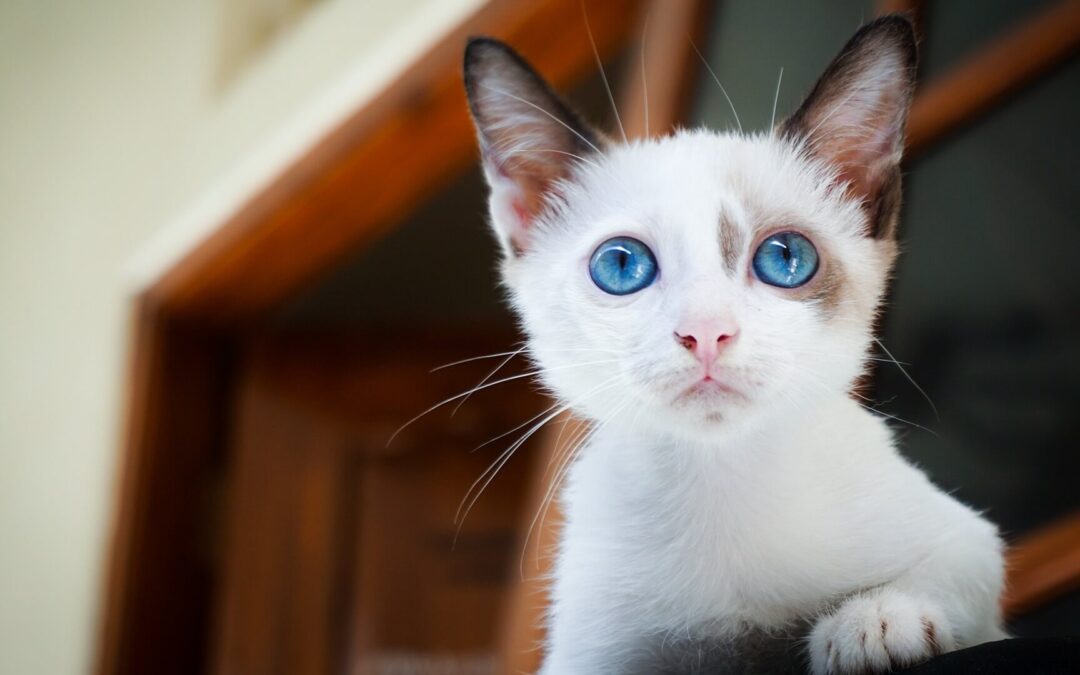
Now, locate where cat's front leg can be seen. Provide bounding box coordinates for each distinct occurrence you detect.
[807,587,955,675]
[807,510,1005,675]
[538,636,638,675]
[540,568,650,675]
[539,603,643,675]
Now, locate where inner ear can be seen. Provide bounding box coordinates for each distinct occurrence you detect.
[779,16,917,238]
[464,37,605,255]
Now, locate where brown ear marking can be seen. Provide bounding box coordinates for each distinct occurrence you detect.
[779,17,917,141]
[463,36,603,166]
[871,164,903,239]
[463,37,605,255]
[779,16,918,240]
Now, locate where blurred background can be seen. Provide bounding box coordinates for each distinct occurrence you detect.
[1,1,1077,674]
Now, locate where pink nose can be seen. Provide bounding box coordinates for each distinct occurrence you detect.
[675,320,738,365]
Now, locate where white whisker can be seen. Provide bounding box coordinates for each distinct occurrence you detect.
[770,66,784,131]
[454,377,622,543]
[431,346,620,372]
[478,83,606,157]
[784,359,938,437]
[801,75,888,145]
[688,35,742,133]
[640,11,651,138]
[472,398,568,453]
[430,347,525,372]
[873,337,939,421]
[582,0,626,143]
[857,402,939,436]
[452,348,523,415]
[386,359,619,447]
[523,393,632,577]
[528,148,604,171]
[454,400,569,532]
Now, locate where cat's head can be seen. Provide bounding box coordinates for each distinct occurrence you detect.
[464,18,916,444]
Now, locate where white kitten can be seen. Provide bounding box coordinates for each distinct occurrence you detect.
[464,17,1005,674]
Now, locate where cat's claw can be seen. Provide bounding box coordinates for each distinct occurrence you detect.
[808,589,955,674]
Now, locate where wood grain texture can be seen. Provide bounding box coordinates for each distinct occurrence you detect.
[211,333,546,674]
[95,304,234,675]
[210,365,353,675]
[99,3,649,673]
[150,0,645,324]
[906,0,1080,158]
[618,0,713,140]
[1004,511,1080,619]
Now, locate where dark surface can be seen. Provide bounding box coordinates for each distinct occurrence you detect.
[637,635,1080,674]
[897,637,1080,674]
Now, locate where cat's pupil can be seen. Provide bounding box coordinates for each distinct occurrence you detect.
[616,250,629,270]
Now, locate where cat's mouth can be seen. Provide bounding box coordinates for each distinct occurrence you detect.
[675,376,744,403]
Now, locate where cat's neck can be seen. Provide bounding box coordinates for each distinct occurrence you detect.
[573,393,861,524]
[574,395,868,520]
[602,391,849,469]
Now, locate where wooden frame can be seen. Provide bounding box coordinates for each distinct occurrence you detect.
[97,1,646,673]
[211,331,546,674]
[97,0,1080,672]
[1005,513,1080,619]
[906,0,1080,157]
[148,0,643,322]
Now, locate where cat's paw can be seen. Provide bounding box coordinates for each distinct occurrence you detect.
[808,589,955,674]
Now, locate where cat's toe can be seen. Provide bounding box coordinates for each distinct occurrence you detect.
[808,589,955,674]
[876,590,954,666]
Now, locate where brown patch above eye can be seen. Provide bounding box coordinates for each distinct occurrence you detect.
[719,219,746,275]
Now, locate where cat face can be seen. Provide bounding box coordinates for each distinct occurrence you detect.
[464,19,916,443]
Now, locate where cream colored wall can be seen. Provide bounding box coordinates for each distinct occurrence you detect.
[0,0,482,672]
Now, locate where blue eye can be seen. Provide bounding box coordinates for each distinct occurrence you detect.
[752,231,819,288]
[589,237,658,295]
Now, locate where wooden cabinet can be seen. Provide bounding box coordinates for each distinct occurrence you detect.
[211,336,544,674]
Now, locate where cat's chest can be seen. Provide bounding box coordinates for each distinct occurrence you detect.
[617,497,822,621]
[564,439,902,619]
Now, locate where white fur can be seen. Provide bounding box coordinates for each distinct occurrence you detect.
[479,130,1006,674]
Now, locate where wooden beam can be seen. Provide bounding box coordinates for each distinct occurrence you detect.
[100,3,651,673]
[906,0,1080,157]
[1004,510,1080,619]
[95,305,234,675]
[149,0,645,324]
[210,332,544,673]
[619,0,714,139]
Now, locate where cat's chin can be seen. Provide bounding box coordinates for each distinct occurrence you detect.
[675,377,745,403]
[612,389,760,444]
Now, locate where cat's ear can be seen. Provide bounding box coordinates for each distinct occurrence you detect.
[779,16,917,238]
[464,37,604,255]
